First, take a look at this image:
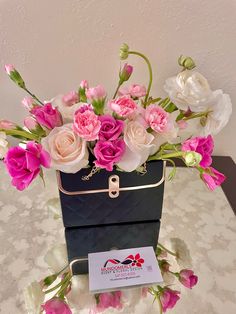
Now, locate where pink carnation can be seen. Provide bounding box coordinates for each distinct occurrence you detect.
[179,269,198,289]
[80,79,89,89]
[160,288,180,312]
[73,109,101,141]
[31,103,63,130]
[99,115,124,141]
[4,64,15,75]
[129,84,146,98]
[0,119,16,130]
[182,135,214,168]
[86,85,106,101]
[94,139,125,171]
[77,103,93,114]
[4,141,50,191]
[109,95,137,118]
[201,167,226,191]
[145,104,169,133]
[22,97,35,110]
[42,298,72,314]
[62,91,79,106]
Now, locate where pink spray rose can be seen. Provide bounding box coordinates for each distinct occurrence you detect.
[42,298,72,314]
[4,141,50,191]
[179,269,198,289]
[98,115,124,141]
[22,97,35,110]
[31,103,63,130]
[201,167,226,191]
[94,139,125,171]
[96,291,123,312]
[73,109,101,141]
[62,91,79,106]
[160,288,180,312]
[86,85,106,101]
[109,95,137,118]
[0,119,16,130]
[145,104,169,133]
[182,135,214,168]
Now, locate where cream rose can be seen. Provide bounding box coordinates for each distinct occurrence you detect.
[164,70,213,112]
[41,123,89,173]
[0,132,8,159]
[44,243,68,273]
[117,121,157,172]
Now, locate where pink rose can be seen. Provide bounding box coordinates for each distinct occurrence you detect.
[94,139,125,171]
[145,104,169,133]
[182,135,214,168]
[80,79,89,89]
[0,119,16,130]
[119,63,133,82]
[160,288,180,312]
[86,85,106,101]
[4,141,50,191]
[42,298,72,314]
[179,269,198,289]
[22,97,35,110]
[96,291,122,312]
[4,64,15,75]
[99,115,124,141]
[73,109,101,141]
[62,91,79,107]
[129,84,146,98]
[109,96,137,118]
[31,103,63,130]
[201,167,226,191]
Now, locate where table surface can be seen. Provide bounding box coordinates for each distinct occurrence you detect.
[0,164,236,314]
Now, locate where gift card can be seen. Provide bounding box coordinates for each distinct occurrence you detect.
[88,246,163,293]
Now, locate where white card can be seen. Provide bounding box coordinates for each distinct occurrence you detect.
[88,246,163,293]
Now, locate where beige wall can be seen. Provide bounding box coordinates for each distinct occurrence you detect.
[0,0,235,161]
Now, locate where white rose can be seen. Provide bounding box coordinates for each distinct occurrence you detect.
[0,132,8,159]
[23,281,44,314]
[117,121,157,172]
[44,243,68,273]
[52,95,81,121]
[164,70,213,112]
[201,89,232,135]
[41,123,89,173]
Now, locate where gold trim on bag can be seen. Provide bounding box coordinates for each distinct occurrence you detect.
[57,161,166,197]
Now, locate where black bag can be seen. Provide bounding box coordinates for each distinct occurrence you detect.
[58,160,165,274]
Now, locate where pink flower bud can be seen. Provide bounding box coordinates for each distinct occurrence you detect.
[4,64,15,75]
[62,91,79,107]
[160,288,180,312]
[179,269,198,289]
[0,119,16,130]
[24,116,39,131]
[86,85,106,101]
[80,80,89,89]
[119,63,133,82]
[22,97,35,110]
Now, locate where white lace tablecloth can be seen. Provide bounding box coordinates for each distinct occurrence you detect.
[0,164,236,314]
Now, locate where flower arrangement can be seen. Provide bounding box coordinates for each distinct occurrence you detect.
[24,240,198,313]
[0,43,232,191]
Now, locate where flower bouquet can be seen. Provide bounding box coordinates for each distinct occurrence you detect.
[0,43,232,313]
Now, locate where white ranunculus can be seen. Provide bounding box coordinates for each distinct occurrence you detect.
[23,281,44,314]
[201,89,232,135]
[117,121,157,172]
[0,132,8,159]
[41,123,89,173]
[52,95,81,121]
[164,70,213,112]
[44,243,68,273]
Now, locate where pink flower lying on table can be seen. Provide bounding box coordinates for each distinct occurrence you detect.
[94,139,125,171]
[4,141,50,191]
[160,288,180,312]
[182,135,214,168]
[201,167,226,190]
[95,291,123,312]
[179,269,198,289]
[42,298,72,314]
[31,103,63,130]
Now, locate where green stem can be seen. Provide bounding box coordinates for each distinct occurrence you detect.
[158,243,177,257]
[129,51,153,105]
[24,87,44,105]
[183,111,209,121]
[113,81,122,99]
[44,281,64,294]
[157,296,163,314]
[2,129,38,141]
[148,151,184,161]
[56,273,72,298]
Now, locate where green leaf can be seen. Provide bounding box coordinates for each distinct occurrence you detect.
[165,102,178,113]
[44,274,58,286]
[176,111,185,122]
